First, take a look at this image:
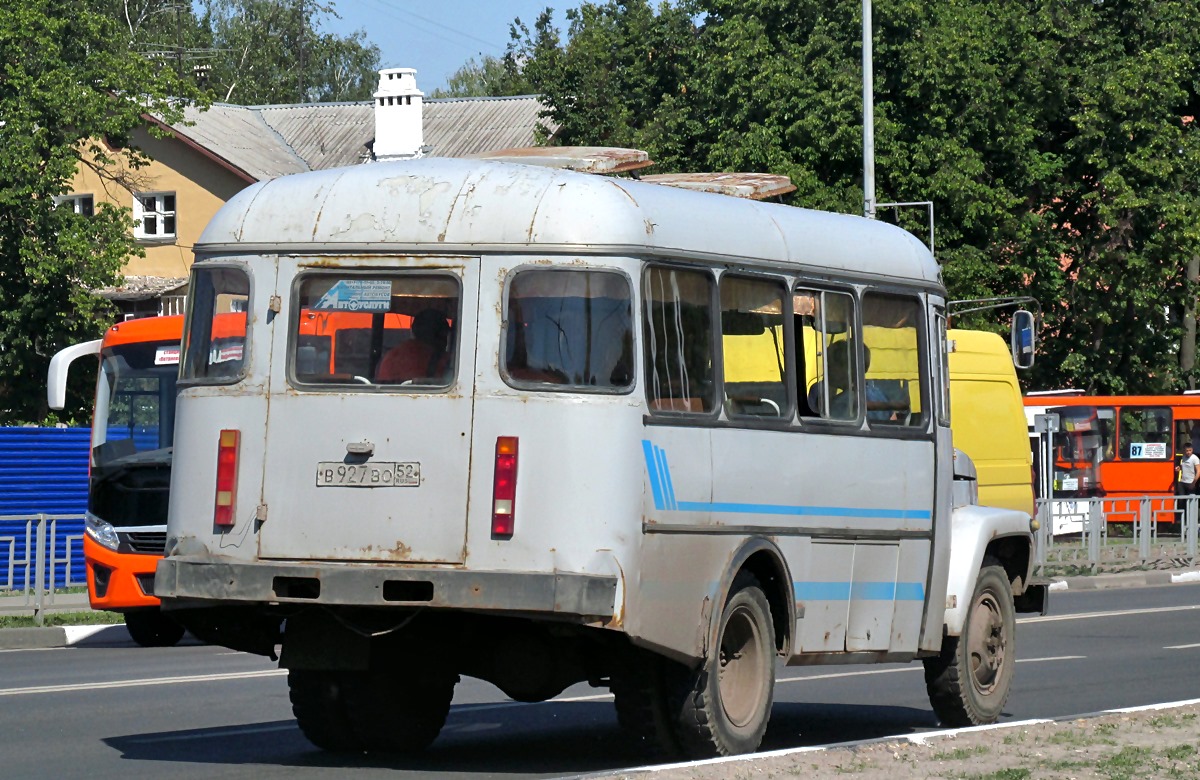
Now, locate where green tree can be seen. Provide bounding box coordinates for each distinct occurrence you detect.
[430,55,532,98]
[0,0,207,423]
[507,0,1200,394]
[198,0,380,104]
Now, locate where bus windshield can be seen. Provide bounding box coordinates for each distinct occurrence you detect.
[1052,405,1115,465]
[93,339,180,468]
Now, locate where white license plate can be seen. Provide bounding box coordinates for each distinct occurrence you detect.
[315,462,420,487]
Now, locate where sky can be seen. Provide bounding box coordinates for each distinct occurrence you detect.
[319,1,584,94]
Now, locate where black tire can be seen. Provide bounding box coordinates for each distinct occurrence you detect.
[289,670,362,752]
[343,668,458,753]
[924,563,1016,727]
[123,609,186,648]
[610,649,684,757]
[673,571,776,758]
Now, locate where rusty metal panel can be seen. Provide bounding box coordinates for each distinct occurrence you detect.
[641,172,797,200]
[467,146,654,174]
[156,557,618,619]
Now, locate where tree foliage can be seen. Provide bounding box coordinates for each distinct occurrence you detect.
[0,0,207,423]
[430,55,532,98]
[502,0,1200,393]
[198,0,381,103]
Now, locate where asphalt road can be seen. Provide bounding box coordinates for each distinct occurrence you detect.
[2,584,1198,780]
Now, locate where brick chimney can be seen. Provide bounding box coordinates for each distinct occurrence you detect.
[373,68,425,161]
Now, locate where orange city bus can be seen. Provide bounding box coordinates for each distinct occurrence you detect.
[1022,394,1200,523]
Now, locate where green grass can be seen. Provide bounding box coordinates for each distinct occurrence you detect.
[0,611,123,629]
[964,769,1031,780]
[934,745,991,760]
[1096,747,1152,780]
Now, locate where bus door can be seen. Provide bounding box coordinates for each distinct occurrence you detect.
[257,259,479,564]
[1113,406,1174,494]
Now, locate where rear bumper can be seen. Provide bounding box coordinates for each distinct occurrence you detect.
[155,556,618,621]
[84,535,162,611]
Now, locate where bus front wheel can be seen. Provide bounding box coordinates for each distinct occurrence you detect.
[123,609,186,647]
[924,562,1016,727]
[674,571,776,757]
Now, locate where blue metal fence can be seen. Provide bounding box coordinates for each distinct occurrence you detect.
[0,427,89,590]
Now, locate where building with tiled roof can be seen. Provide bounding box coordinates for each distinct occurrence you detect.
[68,68,554,318]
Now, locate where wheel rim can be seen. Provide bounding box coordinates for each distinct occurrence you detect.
[718,602,766,728]
[966,588,1007,695]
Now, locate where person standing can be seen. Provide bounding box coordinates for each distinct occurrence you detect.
[1177,443,1200,522]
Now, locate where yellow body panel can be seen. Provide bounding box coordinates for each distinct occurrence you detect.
[948,329,1034,517]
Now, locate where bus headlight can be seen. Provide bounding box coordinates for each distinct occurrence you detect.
[84,513,120,551]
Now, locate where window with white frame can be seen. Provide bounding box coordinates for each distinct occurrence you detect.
[133,192,176,239]
[56,194,94,216]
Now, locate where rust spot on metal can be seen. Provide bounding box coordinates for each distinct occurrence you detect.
[640,172,797,201]
[467,146,655,174]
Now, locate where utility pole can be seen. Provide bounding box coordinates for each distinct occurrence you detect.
[862,0,875,220]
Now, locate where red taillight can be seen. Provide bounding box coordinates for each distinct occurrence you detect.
[492,436,518,539]
[214,429,240,526]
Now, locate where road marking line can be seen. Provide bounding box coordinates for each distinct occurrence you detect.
[1016,655,1085,663]
[1019,604,1200,624]
[1164,642,1200,650]
[0,669,285,697]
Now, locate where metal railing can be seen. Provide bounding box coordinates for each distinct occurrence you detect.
[1034,496,1199,570]
[0,513,85,625]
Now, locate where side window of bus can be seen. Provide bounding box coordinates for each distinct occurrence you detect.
[795,288,859,421]
[644,266,716,413]
[862,292,926,428]
[720,274,789,418]
[291,274,459,388]
[1119,407,1171,460]
[181,267,248,383]
[503,269,633,391]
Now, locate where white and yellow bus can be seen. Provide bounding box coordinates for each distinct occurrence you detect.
[155,155,1043,758]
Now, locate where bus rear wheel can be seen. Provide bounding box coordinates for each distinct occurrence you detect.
[673,571,775,757]
[289,667,458,754]
[123,609,186,647]
[924,563,1016,727]
[611,648,684,756]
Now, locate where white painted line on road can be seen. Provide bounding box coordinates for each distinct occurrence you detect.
[1164,642,1200,650]
[1101,697,1200,713]
[0,668,286,697]
[1019,603,1200,624]
[1015,655,1085,663]
[608,698,1200,775]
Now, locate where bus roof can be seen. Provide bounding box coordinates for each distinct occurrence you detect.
[102,315,184,347]
[196,158,941,287]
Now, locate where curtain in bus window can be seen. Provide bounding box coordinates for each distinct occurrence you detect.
[720,275,788,418]
[862,293,925,427]
[503,269,633,390]
[795,288,858,421]
[644,267,715,413]
[1119,407,1172,460]
[181,267,248,382]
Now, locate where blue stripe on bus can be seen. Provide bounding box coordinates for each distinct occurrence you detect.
[642,440,666,510]
[641,439,932,521]
[658,447,677,510]
[794,581,926,601]
[675,501,931,520]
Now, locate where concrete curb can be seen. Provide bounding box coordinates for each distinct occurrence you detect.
[0,624,130,651]
[1049,568,1200,591]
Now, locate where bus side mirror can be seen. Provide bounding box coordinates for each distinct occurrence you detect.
[1011,310,1036,370]
[46,339,102,410]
